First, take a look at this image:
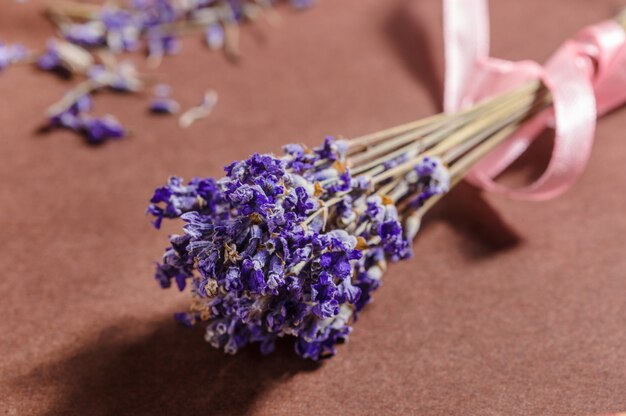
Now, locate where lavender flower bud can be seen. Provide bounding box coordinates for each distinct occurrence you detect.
[149,84,180,114]
[205,24,225,50]
[0,41,27,71]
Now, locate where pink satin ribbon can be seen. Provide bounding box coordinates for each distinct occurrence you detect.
[443,0,626,200]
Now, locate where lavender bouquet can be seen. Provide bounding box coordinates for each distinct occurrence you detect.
[148,81,551,360]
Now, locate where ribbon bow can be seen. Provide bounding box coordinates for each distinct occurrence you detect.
[443,0,626,200]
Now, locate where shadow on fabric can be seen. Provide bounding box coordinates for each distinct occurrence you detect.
[426,182,522,258]
[24,318,319,416]
[383,0,444,109]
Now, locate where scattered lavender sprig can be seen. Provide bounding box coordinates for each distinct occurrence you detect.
[49,0,314,62]
[37,38,96,76]
[0,0,315,143]
[25,0,315,142]
[48,94,126,143]
[38,48,145,143]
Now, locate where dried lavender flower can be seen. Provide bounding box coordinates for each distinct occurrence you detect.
[0,41,27,71]
[87,60,142,92]
[81,114,126,143]
[147,27,180,65]
[63,21,107,47]
[149,84,180,114]
[48,94,126,144]
[290,0,315,10]
[100,7,141,53]
[204,24,225,50]
[37,39,94,74]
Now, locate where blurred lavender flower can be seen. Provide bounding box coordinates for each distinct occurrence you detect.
[0,41,27,71]
[63,21,106,47]
[147,27,180,63]
[87,61,142,92]
[132,0,178,27]
[406,156,450,208]
[37,39,94,75]
[100,7,141,52]
[204,24,225,50]
[291,0,315,10]
[49,94,93,130]
[81,115,126,143]
[37,42,60,71]
[149,84,180,114]
[48,94,126,144]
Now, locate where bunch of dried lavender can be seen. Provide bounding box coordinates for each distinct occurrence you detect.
[148,80,551,360]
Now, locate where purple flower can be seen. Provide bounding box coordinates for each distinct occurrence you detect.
[63,22,106,47]
[132,0,178,27]
[49,95,93,129]
[147,176,219,228]
[37,40,61,71]
[383,153,409,170]
[315,136,341,161]
[149,98,180,114]
[87,61,142,92]
[327,171,352,194]
[156,262,189,290]
[48,94,126,144]
[174,312,195,327]
[225,0,245,21]
[319,252,352,279]
[147,27,180,59]
[149,84,180,114]
[312,298,339,319]
[0,41,27,71]
[205,24,225,50]
[37,39,94,75]
[100,8,140,52]
[81,115,125,143]
[409,156,451,208]
[291,0,315,9]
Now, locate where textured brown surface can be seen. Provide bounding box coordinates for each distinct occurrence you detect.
[1,0,626,415]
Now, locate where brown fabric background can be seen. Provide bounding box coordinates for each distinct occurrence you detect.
[1,0,625,415]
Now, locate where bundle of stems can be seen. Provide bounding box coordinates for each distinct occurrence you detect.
[344,10,626,224]
[333,82,550,224]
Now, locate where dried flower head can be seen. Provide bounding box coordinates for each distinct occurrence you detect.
[149,84,181,114]
[48,94,126,144]
[0,41,28,71]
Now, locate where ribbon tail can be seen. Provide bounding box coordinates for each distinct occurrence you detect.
[443,0,490,112]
